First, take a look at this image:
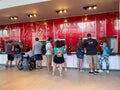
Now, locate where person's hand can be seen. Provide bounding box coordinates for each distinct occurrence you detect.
[84,48,86,54]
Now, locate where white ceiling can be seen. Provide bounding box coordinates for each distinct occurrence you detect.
[0,0,119,25]
[0,0,50,9]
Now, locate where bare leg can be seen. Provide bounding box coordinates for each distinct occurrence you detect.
[10,61,12,67]
[79,59,83,69]
[36,61,39,68]
[64,58,67,71]
[78,58,83,71]
[15,58,18,66]
[39,60,43,69]
[89,64,93,71]
[47,62,52,71]
[6,60,9,67]
[94,64,98,70]
[16,58,20,66]
[52,63,57,76]
[46,55,52,71]
[78,58,83,68]
[59,64,63,76]
[77,58,80,70]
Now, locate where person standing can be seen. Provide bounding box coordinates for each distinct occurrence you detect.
[99,37,111,73]
[76,38,84,72]
[6,40,14,67]
[60,40,67,71]
[83,33,99,75]
[45,37,53,72]
[14,41,22,66]
[33,37,43,70]
[52,40,64,77]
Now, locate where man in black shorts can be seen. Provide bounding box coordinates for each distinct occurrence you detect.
[6,40,14,67]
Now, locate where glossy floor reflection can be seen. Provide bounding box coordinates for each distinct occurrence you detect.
[0,66,120,90]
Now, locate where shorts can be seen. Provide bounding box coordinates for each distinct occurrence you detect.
[8,54,14,61]
[86,55,98,64]
[46,55,52,64]
[53,55,64,64]
[34,54,42,61]
[76,54,84,59]
[14,54,21,59]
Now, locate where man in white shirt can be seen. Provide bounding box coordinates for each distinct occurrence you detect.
[46,37,53,72]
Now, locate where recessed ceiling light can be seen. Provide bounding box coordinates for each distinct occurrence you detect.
[63,9,67,13]
[93,6,97,9]
[56,9,67,14]
[88,7,92,10]
[9,16,18,20]
[83,5,97,10]
[27,13,37,18]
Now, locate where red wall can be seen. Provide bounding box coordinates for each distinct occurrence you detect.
[0,12,119,52]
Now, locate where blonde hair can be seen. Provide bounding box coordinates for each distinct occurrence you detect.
[76,38,83,47]
[57,50,62,57]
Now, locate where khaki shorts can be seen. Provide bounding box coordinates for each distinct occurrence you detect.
[86,55,98,64]
[46,55,52,64]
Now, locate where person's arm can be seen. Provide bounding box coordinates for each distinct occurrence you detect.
[81,46,84,52]
[49,47,53,53]
[48,43,53,54]
[83,40,87,53]
[103,42,107,50]
[94,39,98,46]
[100,43,103,50]
[75,46,78,52]
[84,48,87,54]
[32,45,34,54]
[83,40,86,48]
[54,47,57,55]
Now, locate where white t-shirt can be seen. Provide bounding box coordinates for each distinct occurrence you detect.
[46,41,52,55]
[23,50,33,57]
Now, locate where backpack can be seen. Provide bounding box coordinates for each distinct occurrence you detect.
[41,44,46,55]
[57,50,62,57]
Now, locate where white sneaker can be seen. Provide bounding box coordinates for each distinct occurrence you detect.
[52,73,55,76]
[57,67,60,71]
[99,70,103,73]
[65,68,67,71]
[60,74,63,77]
[80,70,84,72]
[35,69,39,71]
[106,70,110,73]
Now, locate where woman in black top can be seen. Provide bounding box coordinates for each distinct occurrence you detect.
[14,41,22,66]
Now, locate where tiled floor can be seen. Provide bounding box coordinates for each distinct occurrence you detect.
[0,66,120,90]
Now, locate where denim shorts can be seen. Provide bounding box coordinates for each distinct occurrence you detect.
[14,54,21,59]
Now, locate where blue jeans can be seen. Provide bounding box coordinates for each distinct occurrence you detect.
[99,55,109,70]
